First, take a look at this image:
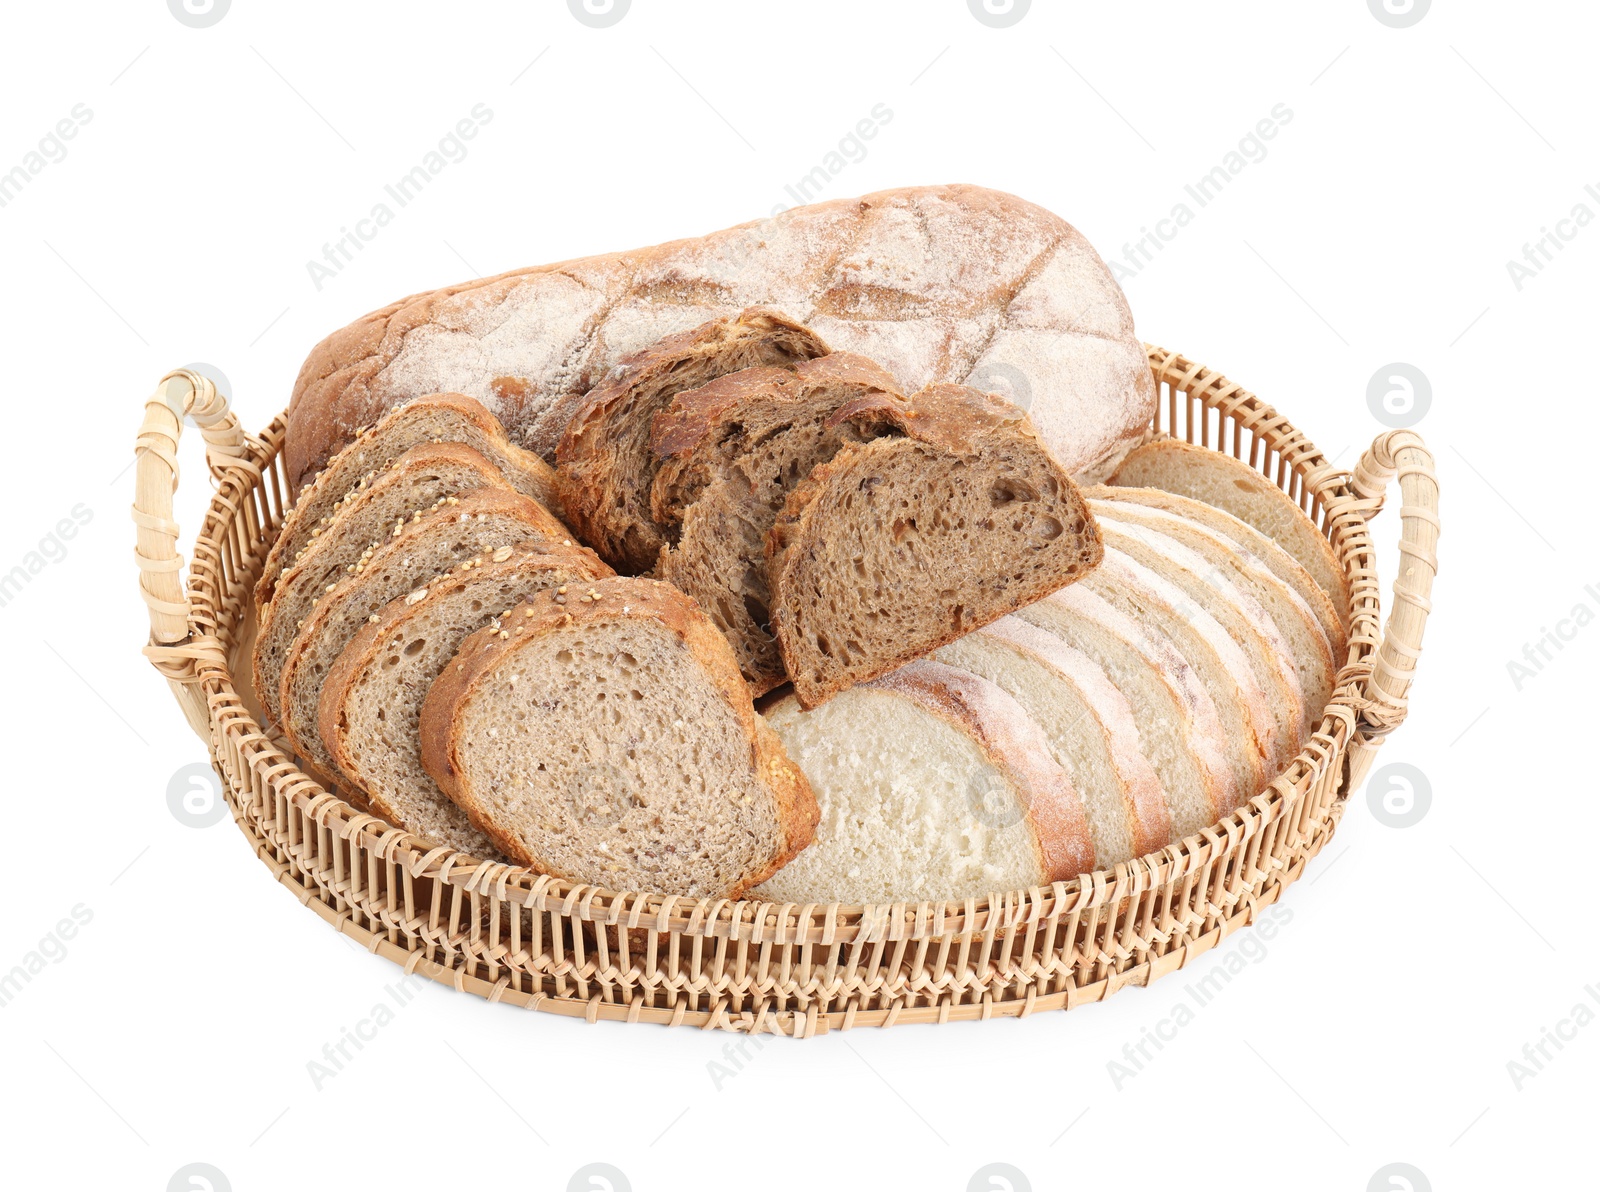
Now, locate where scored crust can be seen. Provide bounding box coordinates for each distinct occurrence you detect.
[417,577,818,897]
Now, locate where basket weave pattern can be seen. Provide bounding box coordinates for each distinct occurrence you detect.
[133,347,1438,1034]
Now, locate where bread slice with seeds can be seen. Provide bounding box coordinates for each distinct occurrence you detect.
[752,659,1096,904]
[256,394,563,610]
[1015,583,1239,832]
[767,384,1103,708]
[318,542,612,854]
[254,464,566,737]
[1108,439,1350,622]
[650,353,908,693]
[555,308,829,573]
[275,490,599,789]
[935,617,1171,865]
[418,577,818,898]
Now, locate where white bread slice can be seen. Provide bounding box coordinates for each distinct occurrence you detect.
[1108,440,1350,623]
[256,393,563,610]
[1014,584,1239,831]
[1087,486,1347,656]
[1090,499,1337,735]
[936,617,1170,865]
[318,542,612,855]
[1095,522,1307,749]
[753,659,1096,904]
[418,577,818,899]
[1082,551,1280,792]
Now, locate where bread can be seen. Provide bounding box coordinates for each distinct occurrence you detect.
[1088,497,1338,735]
[287,184,1156,494]
[767,384,1103,707]
[255,394,562,609]
[318,542,612,855]
[752,659,1096,904]
[271,489,581,783]
[555,308,829,573]
[1015,583,1238,832]
[1107,440,1350,622]
[417,577,818,898]
[252,443,564,730]
[935,617,1170,863]
[1087,485,1347,650]
[651,353,907,692]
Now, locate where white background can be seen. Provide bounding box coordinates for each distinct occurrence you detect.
[1,2,1594,1190]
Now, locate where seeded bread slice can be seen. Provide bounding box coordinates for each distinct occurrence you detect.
[651,353,908,692]
[555,308,829,573]
[1090,499,1338,736]
[753,659,1097,904]
[418,577,818,899]
[318,542,612,855]
[253,443,563,730]
[1016,584,1239,831]
[275,491,600,788]
[936,617,1171,864]
[1087,486,1347,652]
[256,394,563,610]
[1083,551,1278,796]
[768,384,1103,708]
[1108,440,1350,623]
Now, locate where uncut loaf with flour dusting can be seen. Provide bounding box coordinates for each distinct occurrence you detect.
[418,577,818,899]
[767,383,1104,707]
[287,184,1156,495]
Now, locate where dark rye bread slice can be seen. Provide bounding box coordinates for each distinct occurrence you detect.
[767,384,1104,708]
[256,394,563,610]
[554,307,829,574]
[318,542,612,855]
[650,354,908,693]
[252,447,561,731]
[274,491,593,788]
[419,577,819,899]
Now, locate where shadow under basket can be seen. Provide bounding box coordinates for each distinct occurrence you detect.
[132,345,1439,1035]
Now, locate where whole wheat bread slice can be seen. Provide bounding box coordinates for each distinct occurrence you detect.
[256,394,563,610]
[651,353,907,692]
[753,659,1096,904]
[418,577,818,899]
[319,542,612,854]
[768,384,1103,707]
[1108,440,1350,624]
[555,308,829,573]
[274,490,597,788]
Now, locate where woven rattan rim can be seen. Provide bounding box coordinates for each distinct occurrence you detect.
[132,347,1439,1029]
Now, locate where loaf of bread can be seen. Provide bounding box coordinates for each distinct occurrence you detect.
[418,577,818,898]
[651,353,907,692]
[767,384,1103,707]
[319,541,612,854]
[556,307,828,573]
[287,185,1156,494]
[256,394,561,609]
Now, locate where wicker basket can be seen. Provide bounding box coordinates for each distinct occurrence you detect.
[132,346,1438,1035]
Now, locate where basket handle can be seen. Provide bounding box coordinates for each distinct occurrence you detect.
[134,368,248,739]
[1341,428,1439,789]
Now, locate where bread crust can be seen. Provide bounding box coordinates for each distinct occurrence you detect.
[257,393,563,609]
[417,577,818,896]
[286,184,1156,494]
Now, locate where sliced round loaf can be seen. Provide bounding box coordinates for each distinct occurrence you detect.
[936,617,1170,866]
[1108,440,1350,620]
[753,659,1096,904]
[256,393,563,610]
[1015,583,1239,831]
[272,489,583,784]
[555,308,829,573]
[418,577,818,899]
[319,542,611,855]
